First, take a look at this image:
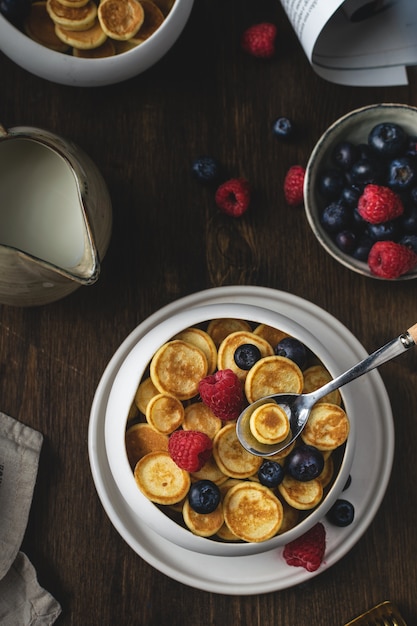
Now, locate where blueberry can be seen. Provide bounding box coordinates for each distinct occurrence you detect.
[335,230,357,253]
[318,169,345,200]
[341,185,361,208]
[320,201,351,233]
[367,221,399,241]
[349,158,383,187]
[368,122,408,157]
[343,475,352,491]
[399,234,417,254]
[188,480,221,514]
[191,156,222,185]
[0,0,30,25]
[326,498,355,527]
[274,337,307,369]
[285,444,324,482]
[331,141,359,171]
[400,205,417,232]
[352,236,373,261]
[387,156,416,192]
[406,136,417,158]
[234,343,262,370]
[258,460,284,488]
[272,117,293,139]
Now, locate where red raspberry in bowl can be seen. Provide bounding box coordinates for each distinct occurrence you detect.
[168,430,213,472]
[367,240,417,279]
[199,369,244,421]
[357,184,404,224]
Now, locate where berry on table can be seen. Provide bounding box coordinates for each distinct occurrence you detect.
[234,343,262,370]
[326,498,355,527]
[168,430,213,472]
[188,480,221,514]
[192,156,222,185]
[272,116,293,139]
[198,369,244,421]
[357,184,404,224]
[283,165,305,206]
[367,240,417,279]
[283,522,326,572]
[215,178,250,217]
[241,22,277,59]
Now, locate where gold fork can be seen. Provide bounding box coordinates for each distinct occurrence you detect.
[344,601,407,625]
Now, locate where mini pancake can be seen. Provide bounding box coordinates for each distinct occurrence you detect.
[73,38,115,56]
[182,499,224,537]
[24,1,71,52]
[134,376,159,415]
[249,401,290,445]
[216,522,240,541]
[244,355,304,403]
[145,392,184,434]
[112,39,138,53]
[183,402,222,439]
[217,330,274,382]
[317,453,334,487]
[125,422,168,469]
[130,0,164,43]
[98,0,144,41]
[59,0,89,7]
[55,19,107,48]
[301,402,349,451]
[212,423,262,479]
[152,0,175,16]
[134,451,190,505]
[252,323,289,348]
[47,0,97,30]
[303,364,342,406]
[223,482,283,542]
[190,455,228,485]
[206,318,251,348]
[150,339,208,400]
[174,327,217,374]
[278,475,323,510]
[276,499,301,534]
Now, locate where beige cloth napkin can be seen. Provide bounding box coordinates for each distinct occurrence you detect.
[0,412,62,625]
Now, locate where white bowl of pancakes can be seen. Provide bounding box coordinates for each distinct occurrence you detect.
[0,0,194,86]
[104,302,356,557]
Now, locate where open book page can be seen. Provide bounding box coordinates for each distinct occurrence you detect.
[280,0,417,86]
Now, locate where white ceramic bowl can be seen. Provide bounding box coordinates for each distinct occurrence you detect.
[104,302,356,557]
[304,103,417,281]
[0,0,194,87]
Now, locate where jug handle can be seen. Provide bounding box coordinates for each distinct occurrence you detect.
[0,124,8,137]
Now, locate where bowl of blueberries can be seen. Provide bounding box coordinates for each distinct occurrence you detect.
[304,103,417,280]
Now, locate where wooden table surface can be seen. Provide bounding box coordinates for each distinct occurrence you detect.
[1,1,417,624]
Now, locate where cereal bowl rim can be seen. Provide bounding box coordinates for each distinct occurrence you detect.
[304,102,417,281]
[0,0,194,87]
[104,302,356,557]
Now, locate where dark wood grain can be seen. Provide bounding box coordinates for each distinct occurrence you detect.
[1,1,417,624]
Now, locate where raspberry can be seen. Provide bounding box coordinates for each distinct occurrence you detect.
[199,369,244,421]
[284,165,305,206]
[357,184,404,224]
[367,240,417,279]
[283,522,326,572]
[168,430,212,472]
[215,178,250,217]
[241,22,277,59]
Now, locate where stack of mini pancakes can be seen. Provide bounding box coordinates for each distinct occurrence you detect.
[24,0,171,58]
[126,317,350,544]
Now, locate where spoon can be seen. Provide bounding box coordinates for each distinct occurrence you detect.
[236,323,417,457]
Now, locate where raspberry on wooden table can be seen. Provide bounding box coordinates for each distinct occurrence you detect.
[284,165,305,206]
[283,522,326,572]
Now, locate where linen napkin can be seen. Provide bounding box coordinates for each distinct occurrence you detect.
[0,412,62,625]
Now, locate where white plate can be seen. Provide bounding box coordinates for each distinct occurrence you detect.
[88,286,394,595]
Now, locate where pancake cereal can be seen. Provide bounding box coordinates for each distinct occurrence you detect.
[125,317,350,544]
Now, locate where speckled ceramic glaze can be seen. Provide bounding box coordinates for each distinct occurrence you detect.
[304,103,417,281]
[0,0,194,87]
[0,124,112,306]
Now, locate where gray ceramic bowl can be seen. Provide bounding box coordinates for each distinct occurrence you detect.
[0,0,194,87]
[304,103,417,281]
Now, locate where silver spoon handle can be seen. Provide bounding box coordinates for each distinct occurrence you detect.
[309,323,417,403]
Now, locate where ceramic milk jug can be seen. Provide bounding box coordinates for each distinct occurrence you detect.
[0,124,112,306]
